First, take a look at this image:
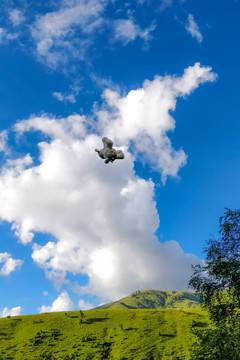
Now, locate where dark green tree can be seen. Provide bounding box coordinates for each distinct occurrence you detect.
[189,208,240,360]
[79,309,84,324]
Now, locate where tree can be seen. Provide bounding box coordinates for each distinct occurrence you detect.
[189,208,240,360]
[79,309,84,324]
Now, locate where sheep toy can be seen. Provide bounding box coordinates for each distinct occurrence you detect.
[95,137,125,164]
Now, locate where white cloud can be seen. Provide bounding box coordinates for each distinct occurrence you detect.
[39,291,75,313]
[31,0,108,69]
[9,9,25,27]
[78,299,94,310]
[159,0,185,10]
[159,0,173,11]
[0,130,9,154]
[30,1,157,69]
[113,18,156,45]
[0,306,22,317]
[0,28,18,44]
[0,252,23,276]
[90,73,119,91]
[97,62,216,182]
[0,64,216,302]
[185,14,203,44]
[52,92,76,104]
[52,83,81,104]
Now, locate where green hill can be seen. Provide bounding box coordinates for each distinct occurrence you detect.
[0,308,209,360]
[96,290,200,310]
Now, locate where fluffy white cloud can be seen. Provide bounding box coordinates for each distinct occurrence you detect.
[0,64,216,302]
[9,9,25,27]
[39,291,75,313]
[185,14,203,44]
[0,252,23,276]
[31,0,108,69]
[78,299,94,310]
[97,62,216,182]
[112,18,156,45]
[0,306,22,317]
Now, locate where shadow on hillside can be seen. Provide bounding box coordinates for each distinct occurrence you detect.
[0,331,14,340]
[30,329,63,346]
[0,331,8,337]
[85,317,109,324]
[66,315,79,319]
[33,319,44,324]
[192,320,208,328]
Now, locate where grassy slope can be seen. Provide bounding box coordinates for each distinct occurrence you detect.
[0,308,209,360]
[96,290,200,310]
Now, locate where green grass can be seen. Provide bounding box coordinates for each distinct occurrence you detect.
[0,308,209,360]
[96,290,200,310]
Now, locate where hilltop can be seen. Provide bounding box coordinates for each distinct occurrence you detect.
[95,290,200,310]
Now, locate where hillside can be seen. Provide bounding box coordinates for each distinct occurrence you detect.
[0,308,209,360]
[96,290,200,310]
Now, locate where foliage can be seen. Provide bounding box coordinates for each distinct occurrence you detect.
[189,208,240,359]
[0,308,209,359]
[191,323,240,360]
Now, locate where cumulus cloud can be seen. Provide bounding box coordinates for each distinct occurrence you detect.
[0,306,22,317]
[31,0,108,69]
[78,299,94,310]
[39,291,75,313]
[112,18,156,45]
[0,64,216,302]
[0,252,23,276]
[185,14,203,43]
[97,62,216,182]
[9,9,25,27]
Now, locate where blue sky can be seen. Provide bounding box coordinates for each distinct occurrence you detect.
[0,0,239,316]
